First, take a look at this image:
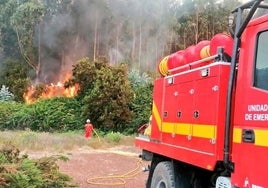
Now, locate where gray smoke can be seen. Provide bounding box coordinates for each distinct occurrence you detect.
[36,0,173,83]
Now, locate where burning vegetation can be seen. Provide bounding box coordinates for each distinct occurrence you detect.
[23,76,80,104]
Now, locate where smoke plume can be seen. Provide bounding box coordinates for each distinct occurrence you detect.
[36,0,173,83]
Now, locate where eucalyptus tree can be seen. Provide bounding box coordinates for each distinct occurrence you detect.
[0,0,20,58]
[10,0,45,79]
[106,0,177,71]
[38,0,74,83]
[173,0,241,49]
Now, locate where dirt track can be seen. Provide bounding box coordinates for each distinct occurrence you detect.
[57,146,149,188]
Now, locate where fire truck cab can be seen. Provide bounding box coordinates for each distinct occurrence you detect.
[135,1,268,187]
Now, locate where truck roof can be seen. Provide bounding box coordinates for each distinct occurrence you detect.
[249,12,268,26]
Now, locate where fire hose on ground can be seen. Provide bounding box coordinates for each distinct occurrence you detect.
[84,120,144,186]
[86,155,143,186]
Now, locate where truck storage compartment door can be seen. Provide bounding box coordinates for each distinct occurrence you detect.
[191,75,218,155]
[161,79,194,147]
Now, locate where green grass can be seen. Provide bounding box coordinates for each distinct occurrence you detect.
[0,130,135,152]
[105,132,122,143]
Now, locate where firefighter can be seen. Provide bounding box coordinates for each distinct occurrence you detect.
[84,119,94,138]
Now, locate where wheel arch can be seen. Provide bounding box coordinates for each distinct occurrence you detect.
[146,153,171,188]
[147,154,215,188]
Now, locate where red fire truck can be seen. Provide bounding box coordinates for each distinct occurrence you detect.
[135,0,268,187]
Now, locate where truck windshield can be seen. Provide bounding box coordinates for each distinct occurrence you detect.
[254,30,268,91]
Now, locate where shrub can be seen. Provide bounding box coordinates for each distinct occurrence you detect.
[0,101,22,129]
[105,132,122,143]
[2,97,84,132]
[126,84,153,134]
[0,85,14,101]
[126,70,153,134]
[128,69,153,88]
[68,57,134,132]
[0,144,76,187]
[0,59,30,102]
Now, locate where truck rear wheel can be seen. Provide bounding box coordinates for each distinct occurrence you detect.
[150,161,175,188]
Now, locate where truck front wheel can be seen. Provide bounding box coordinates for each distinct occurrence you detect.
[150,161,175,188]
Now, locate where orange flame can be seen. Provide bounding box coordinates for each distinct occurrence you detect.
[24,83,80,104]
[23,75,80,104]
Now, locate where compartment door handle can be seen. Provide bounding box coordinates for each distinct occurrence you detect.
[242,129,255,143]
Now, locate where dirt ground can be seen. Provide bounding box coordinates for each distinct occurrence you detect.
[56,146,149,188]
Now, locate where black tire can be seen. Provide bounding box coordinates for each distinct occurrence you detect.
[150,161,175,188]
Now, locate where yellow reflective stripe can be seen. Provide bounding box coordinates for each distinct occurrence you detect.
[233,127,268,147]
[233,128,242,143]
[153,100,268,146]
[152,102,216,139]
[175,123,191,135]
[254,129,268,147]
[192,124,216,139]
[162,122,174,133]
[161,123,216,139]
[152,102,161,130]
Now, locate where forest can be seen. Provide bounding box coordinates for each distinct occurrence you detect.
[0,0,242,134]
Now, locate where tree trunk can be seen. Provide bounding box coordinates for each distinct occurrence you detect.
[155,38,159,73]
[169,32,174,54]
[61,49,65,81]
[195,9,199,44]
[97,27,100,57]
[138,23,142,70]
[15,27,40,78]
[207,18,209,40]
[131,22,136,64]
[116,23,120,65]
[38,22,41,73]
[183,28,186,49]
[93,10,98,61]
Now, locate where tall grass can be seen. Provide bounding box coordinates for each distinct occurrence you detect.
[0,130,86,152]
[0,130,135,152]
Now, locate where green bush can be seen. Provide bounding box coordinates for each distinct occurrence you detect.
[3,104,34,130]
[1,97,84,132]
[126,70,153,134]
[126,84,153,134]
[0,62,153,135]
[0,59,30,102]
[0,144,76,187]
[68,57,134,132]
[105,132,122,143]
[0,102,22,129]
